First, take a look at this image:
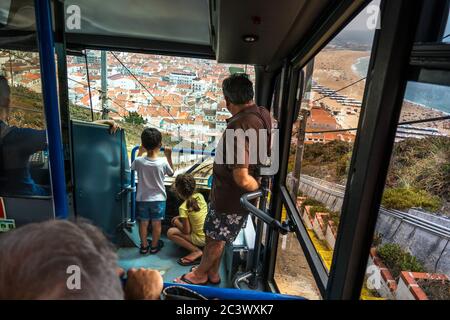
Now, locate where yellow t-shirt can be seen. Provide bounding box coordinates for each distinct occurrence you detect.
[179,193,207,246]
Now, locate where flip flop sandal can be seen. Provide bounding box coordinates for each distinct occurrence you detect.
[177,273,208,286]
[150,239,164,254]
[139,244,150,255]
[189,266,221,285]
[177,256,201,266]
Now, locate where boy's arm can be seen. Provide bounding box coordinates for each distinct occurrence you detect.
[164,147,174,176]
[137,145,146,157]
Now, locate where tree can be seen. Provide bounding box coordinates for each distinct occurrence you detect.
[124,111,146,125]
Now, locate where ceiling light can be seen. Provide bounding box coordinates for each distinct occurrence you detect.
[243,35,258,43]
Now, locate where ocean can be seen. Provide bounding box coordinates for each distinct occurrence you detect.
[353,56,450,114]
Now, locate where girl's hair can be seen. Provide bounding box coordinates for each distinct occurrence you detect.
[175,174,200,212]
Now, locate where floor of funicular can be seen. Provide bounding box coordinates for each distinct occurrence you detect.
[116,225,228,288]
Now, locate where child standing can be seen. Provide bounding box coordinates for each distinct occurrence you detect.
[167,174,207,266]
[131,128,174,254]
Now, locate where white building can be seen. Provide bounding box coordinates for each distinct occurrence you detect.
[193,79,209,93]
[169,72,197,86]
[108,74,136,90]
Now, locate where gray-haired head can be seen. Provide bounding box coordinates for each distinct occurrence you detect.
[0,219,124,300]
[0,75,10,110]
[222,73,254,105]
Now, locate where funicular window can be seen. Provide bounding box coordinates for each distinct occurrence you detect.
[278,1,379,296]
[440,1,450,42]
[274,205,322,299]
[0,49,52,199]
[359,81,450,300]
[0,1,54,230]
[67,50,254,168]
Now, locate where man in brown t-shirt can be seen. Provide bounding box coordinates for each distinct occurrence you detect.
[175,74,271,285]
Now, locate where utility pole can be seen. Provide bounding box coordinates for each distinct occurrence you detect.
[291,109,310,200]
[101,51,109,119]
[177,125,181,169]
[8,51,14,87]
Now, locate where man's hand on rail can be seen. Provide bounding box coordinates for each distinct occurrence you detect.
[94,119,121,134]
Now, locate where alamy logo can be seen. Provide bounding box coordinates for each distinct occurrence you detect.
[66,5,81,30]
[366,265,381,290]
[366,4,381,30]
[170,127,279,175]
[66,265,81,290]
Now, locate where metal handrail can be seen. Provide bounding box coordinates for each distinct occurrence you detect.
[240,191,291,235]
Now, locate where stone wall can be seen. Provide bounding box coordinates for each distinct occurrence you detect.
[295,174,450,276]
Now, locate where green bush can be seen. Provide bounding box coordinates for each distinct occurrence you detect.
[382,187,442,212]
[336,152,352,179]
[301,198,324,207]
[377,243,425,279]
[124,111,147,125]
[303,140,353,163]
[309,205,329,218]
[387,137,450,204]
[328,211,341,228]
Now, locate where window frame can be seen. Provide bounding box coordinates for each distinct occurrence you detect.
[267,0,448,300]
[267,0,376,298]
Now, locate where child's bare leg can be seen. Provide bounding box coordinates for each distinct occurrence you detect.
[167,227,202,262]
[151,220,162,248]
[139,220,149,247]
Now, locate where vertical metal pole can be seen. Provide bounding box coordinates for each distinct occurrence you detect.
[54,0,74,216]
[291,109,310,198]
[249,176,269,289]
[84,51,94,121]
[101,51,108,119]
[34,0,68,219]
[8,51,13,87]
[130,145,140,222]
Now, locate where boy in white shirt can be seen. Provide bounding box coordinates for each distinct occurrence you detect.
[131,128,174,254]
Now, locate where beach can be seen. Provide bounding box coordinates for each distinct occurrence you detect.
[313,49,369,101]
[312,49,449,135]
[400,101,450,135]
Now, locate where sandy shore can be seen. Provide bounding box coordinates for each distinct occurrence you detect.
[311,50,368,130]
[312,49,449,135]
[313,49,369,101]
[400,101,450,135]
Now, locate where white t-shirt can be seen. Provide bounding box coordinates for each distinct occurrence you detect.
[131,156,174,202]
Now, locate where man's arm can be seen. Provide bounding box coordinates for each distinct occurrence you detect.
[232,167,259,192]
[94,120,120,134]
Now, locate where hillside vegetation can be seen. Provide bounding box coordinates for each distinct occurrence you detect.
[9,86,172,150]
[295,137,449,214]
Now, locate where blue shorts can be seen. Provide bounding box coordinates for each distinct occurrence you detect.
[136,201,166,221]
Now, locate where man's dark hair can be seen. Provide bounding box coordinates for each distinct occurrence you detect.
[141,128,162,151]
[222,73,254,105]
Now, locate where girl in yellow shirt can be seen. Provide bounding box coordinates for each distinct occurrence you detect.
[167,174,208,266]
